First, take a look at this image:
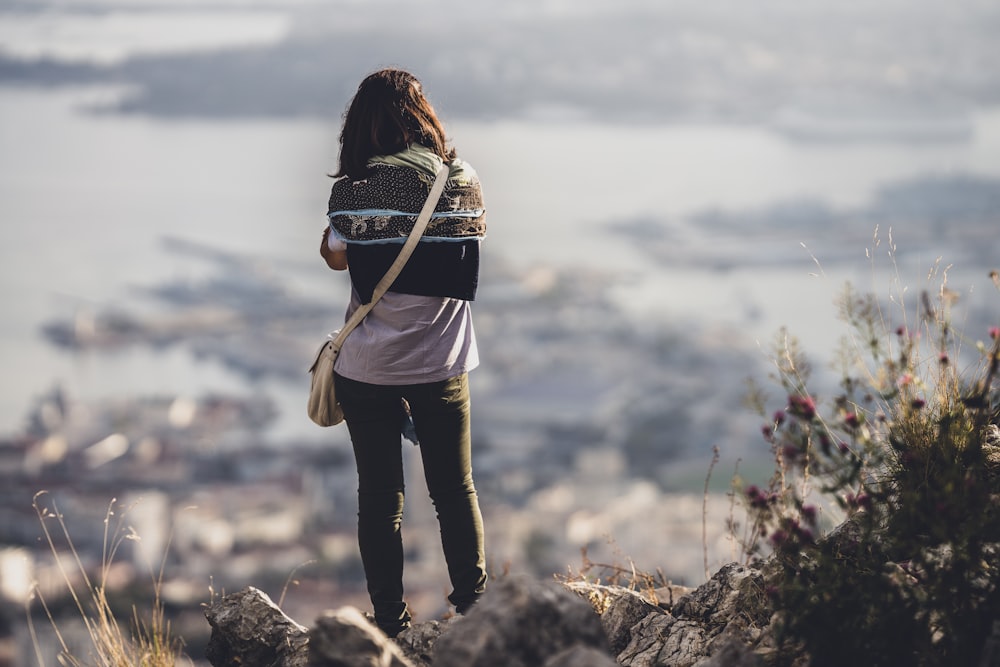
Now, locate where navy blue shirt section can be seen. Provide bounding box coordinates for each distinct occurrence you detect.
[346,239,480,303]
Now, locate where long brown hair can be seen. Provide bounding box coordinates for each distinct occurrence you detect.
[335,68,455,179]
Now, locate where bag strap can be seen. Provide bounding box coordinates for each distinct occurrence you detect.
[329,162,451,348]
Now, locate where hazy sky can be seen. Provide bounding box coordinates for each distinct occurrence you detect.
[2,0,998,123]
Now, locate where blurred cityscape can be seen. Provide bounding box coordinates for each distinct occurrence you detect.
[0,250,767,666]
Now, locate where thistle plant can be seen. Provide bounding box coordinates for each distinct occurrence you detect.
[741,258,1000,666]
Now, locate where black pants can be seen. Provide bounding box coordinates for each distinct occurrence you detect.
[335,372,487,630]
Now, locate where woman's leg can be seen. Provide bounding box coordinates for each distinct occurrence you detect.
[335,374,411,634]
[405,373,487,613]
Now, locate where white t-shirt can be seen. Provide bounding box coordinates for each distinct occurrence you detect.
[328,233,478,385]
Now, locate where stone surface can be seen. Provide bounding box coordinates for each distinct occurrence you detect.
[201,570,780,667]
[611,562,778,667]
[615,612,680,667]
[394,618,452,667]
[651,584,697,611]
[598,589,666,656]
[672,562,770,629]
[980,620,1000,667]
[309,606,414,667]
[634,618,711,667]
[432,575,612,667]
[204,587,309,667]
[543,644,621,667]
[694,632,763,667]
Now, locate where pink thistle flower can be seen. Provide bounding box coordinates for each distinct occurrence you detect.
[939,352,949,365]
[844,412,861,429]
[746,485,768,509]
[788,394,817,420]
[911,398,926,410]
[990,326,1000,340]
[801,505,818,525]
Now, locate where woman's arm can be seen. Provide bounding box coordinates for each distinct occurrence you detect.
[320,226,348,271]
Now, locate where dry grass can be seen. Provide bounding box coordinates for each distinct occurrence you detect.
[27,491,185,667]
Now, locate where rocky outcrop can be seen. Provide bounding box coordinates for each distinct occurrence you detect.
[310,607,415,667]
[562,563,776,667]
[393,618,451,667]
[203,565,779,667]
[204,587,308,667]
[604,590,666,657]
[432,575,611,667]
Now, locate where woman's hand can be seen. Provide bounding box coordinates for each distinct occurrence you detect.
[320,226,348,270]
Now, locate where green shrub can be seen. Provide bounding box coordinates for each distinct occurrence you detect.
[740,263,1000,667]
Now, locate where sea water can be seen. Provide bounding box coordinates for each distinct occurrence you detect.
[2,85,999,438]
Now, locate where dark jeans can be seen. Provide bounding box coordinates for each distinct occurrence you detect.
[334,372,487,630]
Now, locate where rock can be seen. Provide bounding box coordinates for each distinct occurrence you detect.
[694,632,762,667]
[672,563,770,629]
[561,581,666,648]
[651,584,697,612]
[309,606,414,667]
[204,587,309,667]
[394,618,452,667]
[614,614,671,666]
[544,644,620,666]
[818,512,865,552]
[201,569,781,667]
[635,617,710,667]
[613,563,777,667]
[432,575,612,667]
[599,589,666,656]
[980,619,1000,667]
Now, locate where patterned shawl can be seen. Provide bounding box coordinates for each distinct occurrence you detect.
[328,144,487,244]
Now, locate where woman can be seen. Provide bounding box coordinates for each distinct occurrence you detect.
[319,68,488,637]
